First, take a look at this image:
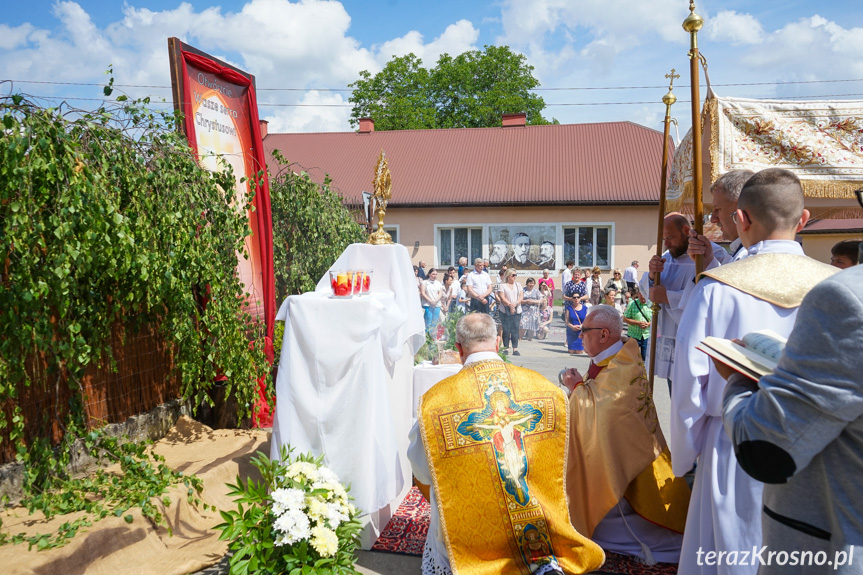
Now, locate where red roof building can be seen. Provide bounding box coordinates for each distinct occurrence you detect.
[263,114,668,281]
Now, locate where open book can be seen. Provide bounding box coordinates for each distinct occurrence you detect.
[696,329,787,381]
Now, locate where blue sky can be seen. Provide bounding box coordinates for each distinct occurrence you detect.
[2,0,862,135]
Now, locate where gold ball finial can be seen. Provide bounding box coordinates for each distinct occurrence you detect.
[682,0,703,33]
[662,91,677,106]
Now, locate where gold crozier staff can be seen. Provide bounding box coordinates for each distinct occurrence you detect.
[683,0,705,275]
[648,70,678,392]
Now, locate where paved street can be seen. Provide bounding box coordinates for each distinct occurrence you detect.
[198,312,671,575]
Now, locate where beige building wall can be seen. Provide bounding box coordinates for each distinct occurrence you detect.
[801,233,863,265]
[384,205,659,286]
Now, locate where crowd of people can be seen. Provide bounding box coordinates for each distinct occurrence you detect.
[415,253,654,351]
[416,257,557,348]
[407,168,863,575]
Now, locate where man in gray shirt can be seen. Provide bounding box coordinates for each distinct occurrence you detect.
[721,262,863,573]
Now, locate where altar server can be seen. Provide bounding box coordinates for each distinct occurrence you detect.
[670,168,838,575]
[686,170,755,267]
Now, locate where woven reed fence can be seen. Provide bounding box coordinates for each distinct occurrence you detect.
[1,322,181,465]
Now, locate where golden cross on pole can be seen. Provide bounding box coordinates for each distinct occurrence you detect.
[647,70,678,392]
[665,69,680,91]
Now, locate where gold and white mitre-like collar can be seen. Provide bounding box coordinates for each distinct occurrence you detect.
[699,253,838,308]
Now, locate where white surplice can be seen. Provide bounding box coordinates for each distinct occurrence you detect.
[639,242,728,380]
[670,240,805,575]
[640,244,732,379]
[680,240,747,309]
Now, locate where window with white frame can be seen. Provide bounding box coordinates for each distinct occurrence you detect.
[438,227,483,267]
[384,226,398,244]
[563,226,611,269]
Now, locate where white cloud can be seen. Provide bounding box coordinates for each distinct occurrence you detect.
[735,16,863,85]
[373,19,479,68]
[4,2,860,134]
[0,23,34,50]
[0,1,483,132]
[495,0,691,101]
[498,0,688,56]
[707,10,764,46]
[262,90,351,133]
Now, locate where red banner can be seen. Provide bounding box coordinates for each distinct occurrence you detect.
[170,41,274,426]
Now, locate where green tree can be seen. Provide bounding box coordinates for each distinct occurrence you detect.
[348,53,437,131]
[269,151,365,301]
[349,45,555,130]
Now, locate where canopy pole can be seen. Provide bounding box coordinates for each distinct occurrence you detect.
[683,0,705,276]
[648,71,679,392]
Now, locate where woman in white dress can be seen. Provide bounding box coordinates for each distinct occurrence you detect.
[421,268,444,334]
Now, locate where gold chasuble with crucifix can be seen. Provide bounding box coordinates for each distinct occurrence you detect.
[418,360,604,575]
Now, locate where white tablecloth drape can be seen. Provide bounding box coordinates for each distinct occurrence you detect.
[271,243,425,520]
[272,291,406,514]
[314,243,425,362]
[412,362,461,423]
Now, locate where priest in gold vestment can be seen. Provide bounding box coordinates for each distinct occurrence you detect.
[560,305,690,564]
[408,313,604,575]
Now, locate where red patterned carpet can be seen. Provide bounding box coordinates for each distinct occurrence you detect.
[370,487,430,556]
[371,487,678,574]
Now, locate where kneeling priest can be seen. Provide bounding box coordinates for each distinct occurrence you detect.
[560,305,690,564]
[408,313,604,575]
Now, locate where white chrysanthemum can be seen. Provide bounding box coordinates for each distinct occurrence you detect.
[316,466,340,485]
[324,501,349,528]
[271,487,306,516]
[306,497,329,522]
[274,533,290,547]
[273,508,311,545]
[314,480,348,502]
[286,461,320,482]
[310,525,339,557]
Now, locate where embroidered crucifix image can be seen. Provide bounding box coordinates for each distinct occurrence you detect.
[456,387,543,506]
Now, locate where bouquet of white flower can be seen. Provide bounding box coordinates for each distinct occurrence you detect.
[216,446,363,575]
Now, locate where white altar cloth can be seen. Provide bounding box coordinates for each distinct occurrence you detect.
[314,243,425,361]
[272,243,425,536]
[271,292,408,516]
[412,362,461,423]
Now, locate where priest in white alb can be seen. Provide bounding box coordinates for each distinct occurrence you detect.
[670,168,838,574]
[640,214,730,388]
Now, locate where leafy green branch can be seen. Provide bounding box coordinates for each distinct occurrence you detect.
[0,78,268,547]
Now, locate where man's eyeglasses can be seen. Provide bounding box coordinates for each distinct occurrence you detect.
[731,209,749,225]
[578,326,604,337]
